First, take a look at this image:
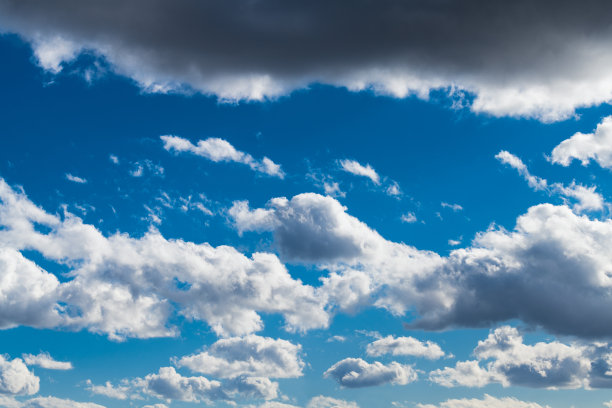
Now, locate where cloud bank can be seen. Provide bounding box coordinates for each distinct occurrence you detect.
[3,1,612,120]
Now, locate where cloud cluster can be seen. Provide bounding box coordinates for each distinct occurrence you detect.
[162,135,284,178]
[416,394,550,408]
[430,326,612,389]
[0,178,328,340]
[324,358,417,388]
[3,1,612,120]
[177,335,304,379]
[230,192,612,339]
[366,336,446,360]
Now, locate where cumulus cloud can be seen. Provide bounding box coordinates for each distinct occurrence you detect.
[416,394,550,408]
[0,355,39,395]
[85,380,131,400]
[161,135,284,178]
[496,150,604,212]
[22,352,72,370]
[430,326,612,389]
[230,192,612,339]
[89,367,278,403]
[4,1,612,120]
[307,396,359,408]
[551,115,612,168]
[0,178,328,340]
[324,358,416,388]
[339,160,380,185]
[366,336,445,360]
[177,335,304,379]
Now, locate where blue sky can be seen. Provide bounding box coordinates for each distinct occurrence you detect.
[3,2,612,407]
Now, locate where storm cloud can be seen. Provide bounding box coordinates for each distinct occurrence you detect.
[2,0,612,120]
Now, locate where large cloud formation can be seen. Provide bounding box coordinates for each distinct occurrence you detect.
[2,0,612,120]
[231,193,612,339]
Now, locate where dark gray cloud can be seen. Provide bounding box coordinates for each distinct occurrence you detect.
[2,0,612,120]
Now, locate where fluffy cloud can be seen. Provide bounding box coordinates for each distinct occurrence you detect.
[339,160,380,185]
[89,367,278,403]
[430,326,612,389]
[0,178,329,339]
[4,1,612,120]
[307,396,359,408]
[324,358,417,388]
[496,150,604,212]
[162,135,284,178]
[22,352,72,370]
[416,394,550,408]
[366,336,445,360]
[231,192,612,339]
[0,355,39,395]
[551,115,612,168]
[177,335,304,379]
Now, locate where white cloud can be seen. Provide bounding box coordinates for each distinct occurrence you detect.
[161,135,284,178]
[441,202,463,212]
[0,178,329,340]
[109,155,119,165]
[21,396,106,408]
[401,212,417,223]
[307,396,359,408]
[129,160,164,178]
[496,150,604,212]
[339,160,380,185]
[85,380,131,400]
[366,336,445,359]
[177,335,304,379]
[430,326,612,389]
[323,182,345,198]
[551,116,612,168]
[22,352,72,370]
[65,174,87,184]
[137,367,225,403]
[385,181,401,197]
[324,358,417,388]
[0,355,39,395]
[416,394,550,408]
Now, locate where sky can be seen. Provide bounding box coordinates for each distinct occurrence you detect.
[2,1,612,408]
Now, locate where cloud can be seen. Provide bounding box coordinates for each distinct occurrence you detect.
[5,1,612,120]
[416,394,550,408]
[129,160,164,178]
[0,355,39,395]
[90,367,278,403]
[324,358,417,388]
[366,336,445,360]
[65,174,87,184]
[307,396,359,408]
[496,150,604,212]
[551,115,612,168]
[0,178,329,340]
[230,192,612,339]
[401,212,417,223]
[161,135,284,178]
[22,352,72,370]
[441,202,463,212]
[339,160,380,185]
[85,380,131,400]
[176,335,304,379]
[430,326,612,389]
[21,397,106,408]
